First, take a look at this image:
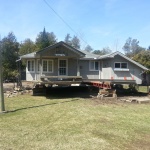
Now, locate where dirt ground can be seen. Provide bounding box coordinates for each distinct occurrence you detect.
[3,81,34,91]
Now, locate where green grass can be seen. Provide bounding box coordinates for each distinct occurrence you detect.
[0,95,150,150]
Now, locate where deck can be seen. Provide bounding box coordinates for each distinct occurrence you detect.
[36,76,136,86]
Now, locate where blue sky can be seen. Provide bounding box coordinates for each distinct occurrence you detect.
[0,0,150,51]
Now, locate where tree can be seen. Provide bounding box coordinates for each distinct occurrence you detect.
[71,36,80,49]
[1,32,19,79]
[35,28,57,50]
[122,37,144,57]
[93,47,112,55]
[132,50,150,69]
[64,33,72,45]
[19,38,37,55]
[84,45,93,52]
[92,50,101,55]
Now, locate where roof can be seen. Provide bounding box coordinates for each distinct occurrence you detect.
[36,41,85,57]
[81,50,100,59]
[20,42,148,70]
[99,51,148,70]
[20,41,85,59]
[20,52,36,59]
[80,51,148,70]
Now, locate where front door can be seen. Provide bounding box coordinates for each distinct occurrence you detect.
[58,59,67,76]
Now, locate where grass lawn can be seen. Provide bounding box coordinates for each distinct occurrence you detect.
[0,94,150,150]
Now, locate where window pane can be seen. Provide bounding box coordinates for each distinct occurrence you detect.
[59,60,66,67]
[95,62,99,70]
[48,61,52,72]
[121,63,127,68]
[37,60,40,71]
[59,68,66,75]
[43,61,47,72]
[28,61,31,71]
[115,63,120,68]
[31,61,34,71]
[28,60,34,71]
[90,61,94,70]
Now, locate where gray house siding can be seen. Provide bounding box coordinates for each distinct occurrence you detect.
[37,46,80,58]
[79,60,99,79]
[108,55,144,84]
[68,58,77,76]
[101,59,112,79]
[26,58,79,81]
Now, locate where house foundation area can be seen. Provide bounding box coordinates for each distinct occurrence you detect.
[32,75,141,99]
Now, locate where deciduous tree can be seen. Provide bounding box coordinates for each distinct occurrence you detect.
[1,32,19,79]
[84,45,93,52]
[122,37,144,57]
[71,36,80,49]
[132,50,150,69]
[93,47,112,55]
[19,38,37,55]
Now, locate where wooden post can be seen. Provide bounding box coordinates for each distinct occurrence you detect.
[40,55,42,77]
[0,42,5,112]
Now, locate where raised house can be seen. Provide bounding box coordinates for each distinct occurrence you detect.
[20,41,149,85]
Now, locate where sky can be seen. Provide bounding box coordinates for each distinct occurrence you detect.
[0,0,150,52]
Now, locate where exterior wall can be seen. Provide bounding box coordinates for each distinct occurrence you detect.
[26,58,78,81]
[39,47,80,58]
[68,58,77,76]
[79,57,143,83]
[101,59,112,79]
[107,55,144,84]
[79,60,99,79]
[25,53,147,84]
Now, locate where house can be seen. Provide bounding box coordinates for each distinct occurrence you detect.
[20,41,149,85]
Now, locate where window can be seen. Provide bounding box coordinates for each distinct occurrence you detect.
[42,60,53,72]
[114,62,129,71]
[89,61,99,71]
[27,60,34,72]
[115,63,120,68]
[59,59,67,75]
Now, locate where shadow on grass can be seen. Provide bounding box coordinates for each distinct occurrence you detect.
[116,89,148,97]
[6,98,80,113]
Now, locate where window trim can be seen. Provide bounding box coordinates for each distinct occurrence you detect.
[89,61,99,71]
[42,59,53,73]
[27,60,35,72]
[114,62,129,71]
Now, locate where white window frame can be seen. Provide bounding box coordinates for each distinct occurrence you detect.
[89,61,99,71]
[42,59,53,73]
[114,62,129,71]
[27,60,35,72]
